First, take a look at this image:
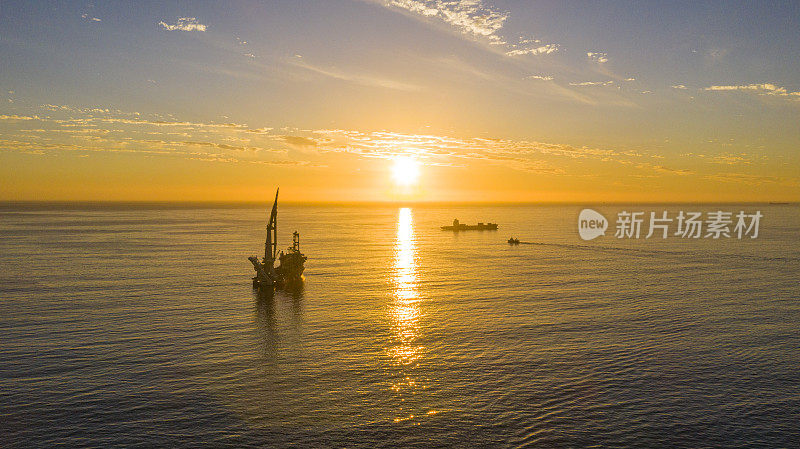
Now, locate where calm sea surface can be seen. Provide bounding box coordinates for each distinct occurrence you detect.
[1,204,799,447]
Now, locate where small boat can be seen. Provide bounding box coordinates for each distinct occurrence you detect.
[507,237,520,245]
[248,188,307,290]
[441,218,498,231]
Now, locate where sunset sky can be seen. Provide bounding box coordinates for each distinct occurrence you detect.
[1,1,799,202]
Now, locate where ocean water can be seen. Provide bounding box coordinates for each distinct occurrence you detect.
[1,203,799,447]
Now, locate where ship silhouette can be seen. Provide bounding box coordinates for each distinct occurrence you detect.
[248,188,306,290]
[440,218,498,231]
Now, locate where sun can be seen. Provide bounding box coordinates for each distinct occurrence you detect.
[391,156,420,187]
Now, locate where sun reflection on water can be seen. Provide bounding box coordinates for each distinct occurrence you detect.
[388,207,424,371]
[387,208,440,423]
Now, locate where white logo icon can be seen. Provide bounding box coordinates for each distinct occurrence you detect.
[578,209,608,240]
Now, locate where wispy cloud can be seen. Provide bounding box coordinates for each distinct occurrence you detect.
[234,36,256,59]
[380,0,559,58]
[672,84,687,89]
[0,114,40,121]
[526,75,554,81]
[705,172,784,186]
[305,129,652,174]
[42,104,142,117]
[4,102,789,187]
[281,135,325,147]
[0,106,307,166]
[182,140,284,154]
[2,104,638,173]
[587,52,608,63]
[705,48,729,64]
[289,58,422,91]
[703,83,800,98]
[681,152,763,165]
[159,17,207,32]
[81,13,101,22]
[633,162,693,176]
[385,0,507,41]
[569,80,613,87]
[506,43,559,56]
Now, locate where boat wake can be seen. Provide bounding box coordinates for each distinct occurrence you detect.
[511,240,800,264]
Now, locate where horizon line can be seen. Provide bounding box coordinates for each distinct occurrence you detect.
[1,200,796,208]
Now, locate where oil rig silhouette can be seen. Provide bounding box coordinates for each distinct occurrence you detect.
[248,188,306,290]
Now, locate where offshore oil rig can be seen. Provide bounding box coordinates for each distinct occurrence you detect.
[248,188,306,290]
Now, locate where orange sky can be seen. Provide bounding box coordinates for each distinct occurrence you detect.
[1,2,799,202]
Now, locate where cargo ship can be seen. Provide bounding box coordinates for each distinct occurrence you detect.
[440,218,498,231]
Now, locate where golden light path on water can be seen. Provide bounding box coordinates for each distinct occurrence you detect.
[388,208,429,422]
